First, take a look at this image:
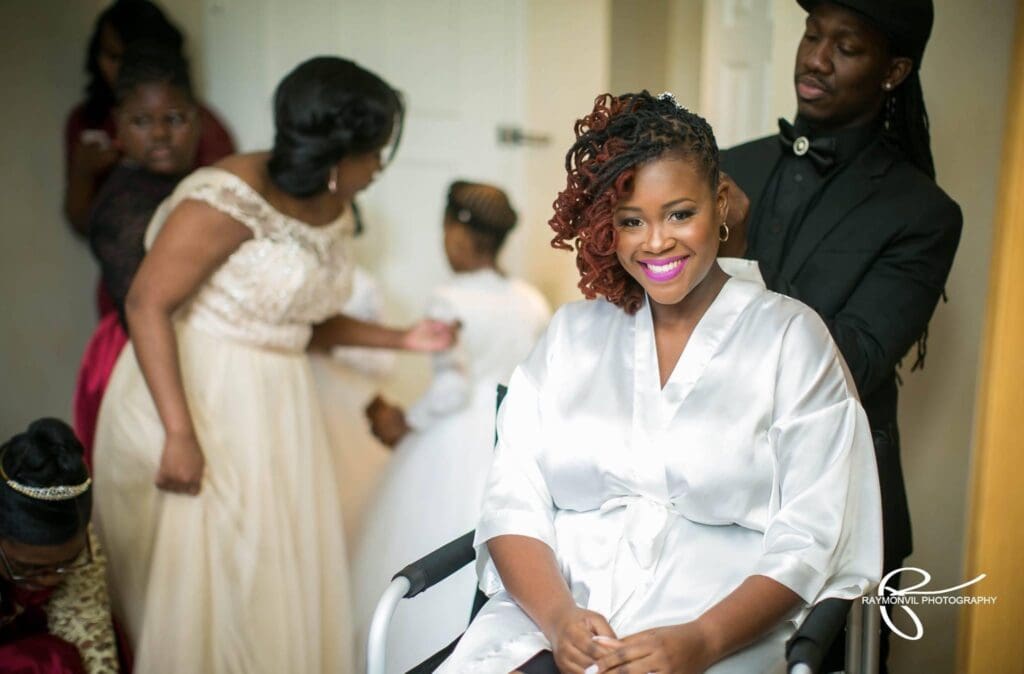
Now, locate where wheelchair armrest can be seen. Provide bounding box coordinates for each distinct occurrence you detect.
[785,597,852,673]
[394,530,477,598]
[368,531,478,674]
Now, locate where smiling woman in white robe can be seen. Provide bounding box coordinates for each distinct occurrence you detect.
[437,93,881,674]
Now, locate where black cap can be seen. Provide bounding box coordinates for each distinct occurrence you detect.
[796,0,934,69]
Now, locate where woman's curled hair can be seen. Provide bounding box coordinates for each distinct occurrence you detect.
[268,56,404,197]
[0,419,92,546]
[550,91,719,314]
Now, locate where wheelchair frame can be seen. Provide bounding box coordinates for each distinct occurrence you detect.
[367,531,880,674]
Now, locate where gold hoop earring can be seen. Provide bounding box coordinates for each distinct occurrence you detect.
[328,166,338,194]
[719,222,730,242]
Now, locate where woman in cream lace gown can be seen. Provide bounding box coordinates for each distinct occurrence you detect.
[92,57,454,674]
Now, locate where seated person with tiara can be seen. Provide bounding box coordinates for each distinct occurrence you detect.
[0,419,118,673]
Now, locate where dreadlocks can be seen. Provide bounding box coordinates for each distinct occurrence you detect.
[549,91,719,314]
[883,68,935,181]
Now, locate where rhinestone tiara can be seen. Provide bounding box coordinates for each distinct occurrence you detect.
[0,449,91,502]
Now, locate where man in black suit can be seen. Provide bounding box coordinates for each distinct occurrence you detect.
[720,0,961,667]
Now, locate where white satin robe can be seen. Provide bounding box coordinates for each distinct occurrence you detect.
[438,266,882,673]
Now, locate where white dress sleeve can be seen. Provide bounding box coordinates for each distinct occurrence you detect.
[405,292,470,430]
[752,309,883,604]
[472,339,558,596]
[329,266,395,378]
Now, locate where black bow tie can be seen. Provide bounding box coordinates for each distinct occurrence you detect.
[778,119,836,174]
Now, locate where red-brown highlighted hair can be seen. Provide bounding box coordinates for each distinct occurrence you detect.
[549,92,719,313]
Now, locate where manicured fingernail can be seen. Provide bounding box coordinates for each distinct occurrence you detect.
[584,665,598,674]
[592,635,616,644]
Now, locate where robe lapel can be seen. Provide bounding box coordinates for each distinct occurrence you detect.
[657,278,763,426]
[781,140,893,279]
[632,299,670,501]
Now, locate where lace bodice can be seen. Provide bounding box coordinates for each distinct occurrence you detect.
[145,167,355,352]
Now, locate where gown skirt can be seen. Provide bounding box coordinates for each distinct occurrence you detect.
[73,312,128,467]
[93,322,353,674]
[353,380,499,673]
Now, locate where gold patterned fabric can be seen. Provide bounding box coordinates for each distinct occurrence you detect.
[47,527,119,673]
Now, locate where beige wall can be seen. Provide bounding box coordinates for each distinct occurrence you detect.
[894,1,1018,671]
[665,0,703,111]
[610,0,670,94]
[0,1,108,438]
[523,0,612,306]
[772,1,1018,671]
[609,0,702,109]
[0,0,212,440]
[769,0,804,122]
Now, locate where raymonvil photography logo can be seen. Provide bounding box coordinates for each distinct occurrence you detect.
[862,567,998,640]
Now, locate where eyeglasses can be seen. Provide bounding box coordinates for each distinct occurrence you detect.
[0,535,93,585]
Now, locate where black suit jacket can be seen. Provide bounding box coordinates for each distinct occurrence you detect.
[721,135,962,567]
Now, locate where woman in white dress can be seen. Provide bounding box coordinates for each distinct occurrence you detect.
[437,93,882,674]
[92,57,455,674]
[354,181,551,672]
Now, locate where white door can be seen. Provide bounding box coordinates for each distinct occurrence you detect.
[198,0,525,397]
[200,0,522,310]
[198,0,610,398]
[699,0,775,148]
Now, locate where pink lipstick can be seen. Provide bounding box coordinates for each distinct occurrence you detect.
[639,255,687,282]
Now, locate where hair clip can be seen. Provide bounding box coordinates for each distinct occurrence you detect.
[656,91,689,113]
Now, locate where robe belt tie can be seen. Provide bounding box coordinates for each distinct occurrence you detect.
[587,494,680,621]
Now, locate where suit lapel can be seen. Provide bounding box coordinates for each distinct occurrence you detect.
[781,139,894,278]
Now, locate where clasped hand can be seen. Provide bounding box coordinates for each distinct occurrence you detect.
[549,607,714,674]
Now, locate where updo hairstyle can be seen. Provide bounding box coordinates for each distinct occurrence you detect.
[267,56,404,197]
[0,419,92,547]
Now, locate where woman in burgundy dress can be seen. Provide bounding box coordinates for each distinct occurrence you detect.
[72,43,202,464]
[64,0,234,317]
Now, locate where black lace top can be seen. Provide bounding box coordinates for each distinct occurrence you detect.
[88,164,182,328]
